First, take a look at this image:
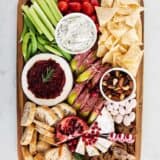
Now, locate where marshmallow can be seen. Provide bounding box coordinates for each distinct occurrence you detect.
[115,114,123,124]
[107,103,114,112]
[123,115,131,126]
[119,106,126,115]
[129,112,136,122]
[111,109,118,116]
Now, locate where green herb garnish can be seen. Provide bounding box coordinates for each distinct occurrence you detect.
[73,153,85,160]
[42,67,54,83]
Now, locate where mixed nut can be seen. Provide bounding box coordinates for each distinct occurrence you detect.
[101,69,135,102]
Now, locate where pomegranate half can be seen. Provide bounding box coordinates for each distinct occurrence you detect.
[56,116,89,144]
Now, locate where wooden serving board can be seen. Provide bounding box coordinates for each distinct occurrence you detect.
[17,0,144,159]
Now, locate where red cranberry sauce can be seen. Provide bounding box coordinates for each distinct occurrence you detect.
[27,59,66,99]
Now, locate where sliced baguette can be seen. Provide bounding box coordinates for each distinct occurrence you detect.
[45,144,72,160]
[33,120,54,132]
[22,146,34,160]
[36,141,51,153]
[21,124,35,145]
[34,153,44,160]
[56,103,76,117]
[21,102,36,126]
[45,148,59,160]
[29,131,37,155]
[39,135,56,146]
[51,107,64,119]
[58,144,72,160]
[35,125,54,138]
[35,106,59,126]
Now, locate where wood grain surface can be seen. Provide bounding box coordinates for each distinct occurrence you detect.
[17,0,144,159]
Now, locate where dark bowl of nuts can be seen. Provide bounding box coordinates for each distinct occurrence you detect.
[100,68,136,103]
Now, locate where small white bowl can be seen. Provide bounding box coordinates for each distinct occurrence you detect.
[55,13,97,55]
[21,54,73,106]
[99,68,136,104]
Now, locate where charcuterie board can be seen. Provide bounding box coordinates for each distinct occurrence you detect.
[17,0,144,159]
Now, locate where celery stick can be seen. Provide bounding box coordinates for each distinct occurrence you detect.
[45,45,63,57]
[29,7,54,41]
[44,0,62,22]
[22,5,42,34]
[49,0,63,20]
[32,2,55,35]
[32,0,57,26]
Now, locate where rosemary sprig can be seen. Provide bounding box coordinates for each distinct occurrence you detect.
[42,67,54,83]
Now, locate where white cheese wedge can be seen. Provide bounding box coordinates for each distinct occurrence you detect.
[86,145,100,157]
[75,138,85,155]
[95,107,114,134]
[94,137,112,153]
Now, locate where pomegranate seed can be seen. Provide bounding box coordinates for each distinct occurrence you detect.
[91,130,95,135]
[82,137,85,142]
[92,139,97,143]
[98,127,101,130]
[95,131,99,136]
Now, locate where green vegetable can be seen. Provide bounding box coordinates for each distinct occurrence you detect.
[51,45,72,61]
[28,42,33,57]
[70,59,78,71]
[29,7,54,41]
[57,47,72,61]
[42,67,54,83]
[73,153,84,160]
[67,91,78,105]
[37,41,48,52]
[30,30,37,55]
[76,70,92,83]
[22,32,31,61]
[32,2,55,34]
[44,45,63,57]
[44,0,62,22]
[37,36,50,45]
[20,17,28,42]
[32,0,57,26]
[24,14,36,34]
[22,5,42,34]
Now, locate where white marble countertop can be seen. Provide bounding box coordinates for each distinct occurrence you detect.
[0,0,160,159]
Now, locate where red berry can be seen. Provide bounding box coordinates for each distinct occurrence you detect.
[81,0,90,2]
[91,15,97,23]
[82,2,94,16]
[60,0,69,2]
[70,0,81,2]
[69,2,81,12]
[95,23,99,31]
[58,1,68,13]
[66,10,72,15]
[90,0,99,6]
